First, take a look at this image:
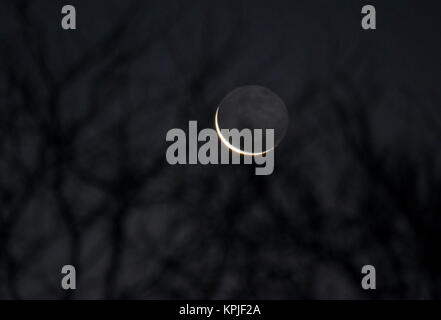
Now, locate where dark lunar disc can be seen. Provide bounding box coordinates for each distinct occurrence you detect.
[216,85,289,154]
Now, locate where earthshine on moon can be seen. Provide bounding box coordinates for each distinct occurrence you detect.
[215,85,289,155]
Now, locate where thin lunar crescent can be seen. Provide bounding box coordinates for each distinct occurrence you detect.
[214,107,273,156]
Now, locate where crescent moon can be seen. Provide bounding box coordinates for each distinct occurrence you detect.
[214,107,274,156]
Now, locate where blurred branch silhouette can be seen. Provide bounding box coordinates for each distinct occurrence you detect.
[1,0,440,299]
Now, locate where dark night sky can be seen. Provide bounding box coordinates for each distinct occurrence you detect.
[0,0,440,299]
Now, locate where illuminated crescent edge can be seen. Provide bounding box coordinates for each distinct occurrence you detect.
[214,107,274,157]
